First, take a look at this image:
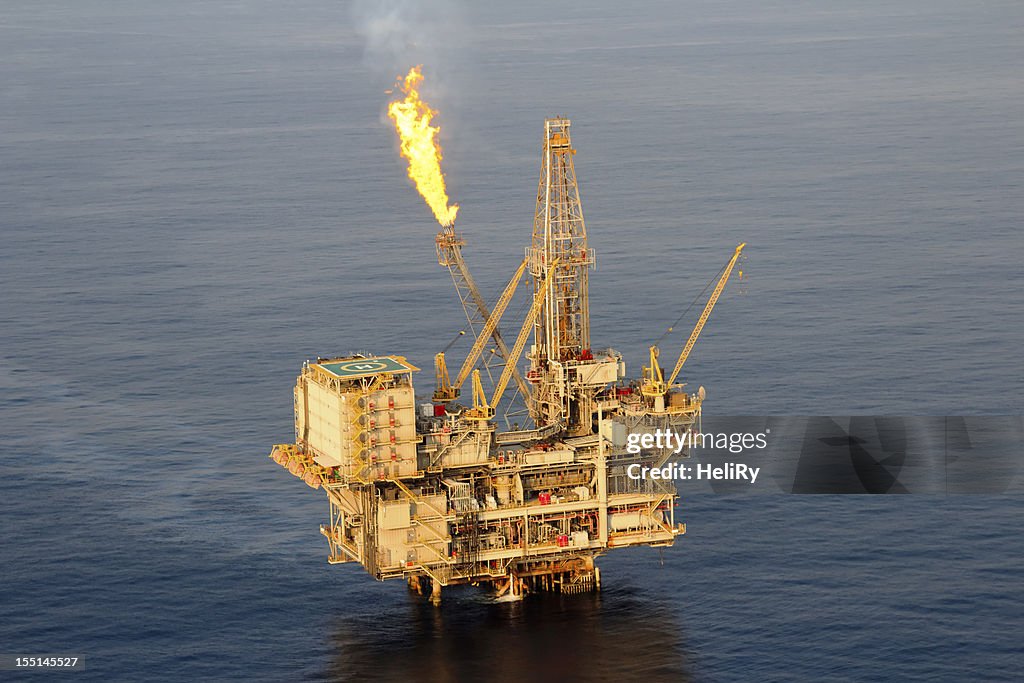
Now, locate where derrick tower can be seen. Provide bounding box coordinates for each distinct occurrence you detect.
[529,118,593,361]
[527,118,599,434]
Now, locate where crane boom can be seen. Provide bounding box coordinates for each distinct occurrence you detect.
[453,257,528,389]
[433,258,528,402]
[436,226,531,399]
[665,242,745,386]
[465,258,559,421]
[491,258,559,409]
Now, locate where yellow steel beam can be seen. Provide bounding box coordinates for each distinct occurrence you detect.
[433,352,453,401]
[470,368,489,418]
[443,257,528,398]
[436,226,532,399]
[640,345,666,397]
[490,258,560,409]
[666,243,745,386]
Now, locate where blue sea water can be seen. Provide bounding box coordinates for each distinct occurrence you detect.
[1,1,1022,680]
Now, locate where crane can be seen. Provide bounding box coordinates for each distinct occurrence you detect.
[436,225,531,400]
[642,243,745,397]
[466,258,560,422]
[433,257,529,402]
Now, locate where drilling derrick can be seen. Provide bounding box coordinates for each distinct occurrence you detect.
[529,118,593,361]
[527,119,602,435]
[270,116,746,604]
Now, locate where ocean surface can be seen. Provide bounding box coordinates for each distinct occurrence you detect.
[2,1,1022,680]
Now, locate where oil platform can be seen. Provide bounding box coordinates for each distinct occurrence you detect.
[270,118,743,601]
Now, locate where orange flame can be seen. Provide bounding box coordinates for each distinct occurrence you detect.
[387,66,459,226]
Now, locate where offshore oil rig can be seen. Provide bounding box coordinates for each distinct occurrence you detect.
[270,118,743,601]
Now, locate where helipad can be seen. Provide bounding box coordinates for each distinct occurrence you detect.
[316,356,419,380]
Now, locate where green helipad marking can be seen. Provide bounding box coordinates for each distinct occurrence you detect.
[318,357,415,379]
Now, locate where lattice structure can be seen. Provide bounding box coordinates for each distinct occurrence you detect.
[528,118,596,363]
[436,226,531,425]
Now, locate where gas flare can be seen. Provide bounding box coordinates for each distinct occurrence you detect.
[387,66,459,226]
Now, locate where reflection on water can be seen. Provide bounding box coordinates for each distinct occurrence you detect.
[324,586,693,682]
